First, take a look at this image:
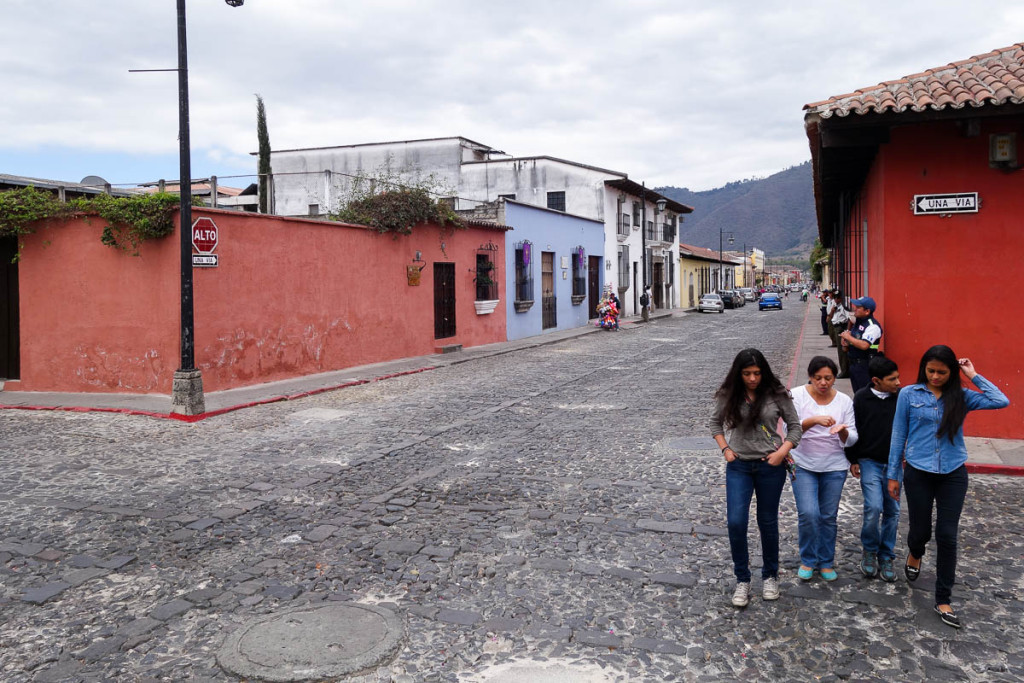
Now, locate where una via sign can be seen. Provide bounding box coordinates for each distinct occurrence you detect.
[913,193,978,215]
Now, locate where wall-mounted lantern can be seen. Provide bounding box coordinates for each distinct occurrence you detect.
[407,250,425,286]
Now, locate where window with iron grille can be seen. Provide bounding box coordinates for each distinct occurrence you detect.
[546,191,566,212]
[619,213,631,237]
[514,240,534,303]
[663,215,676,243]
[475,253,497,301]
[632,201,640,227]
[647,220,656,241]
[572,246,586,298]
[617,245,629,289]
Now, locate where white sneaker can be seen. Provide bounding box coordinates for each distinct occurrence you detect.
[763,577,780,601]
[731,582,751,607]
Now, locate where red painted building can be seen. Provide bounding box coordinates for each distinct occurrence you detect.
[804,43,1024,438]
[4,209,507,395]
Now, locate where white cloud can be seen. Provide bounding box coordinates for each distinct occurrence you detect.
[2,0,1024,190]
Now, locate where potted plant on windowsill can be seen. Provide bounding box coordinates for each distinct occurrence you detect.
[474,262,500,314]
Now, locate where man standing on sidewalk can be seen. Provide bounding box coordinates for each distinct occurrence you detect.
[841,296,883,393]
[830,292,852,378]
[846,355,901,582]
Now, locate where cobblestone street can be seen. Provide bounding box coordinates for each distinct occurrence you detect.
[2,304,1023,682]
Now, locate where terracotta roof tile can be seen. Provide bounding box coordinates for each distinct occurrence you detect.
[804,42,1024,117]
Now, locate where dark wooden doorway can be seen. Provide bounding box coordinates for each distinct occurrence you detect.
[0,237,19,380]
[653,262,664,308]
[541,251,556,329]
[433,262,456,339]
[587,256,601,319]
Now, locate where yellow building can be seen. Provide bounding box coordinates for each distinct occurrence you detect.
[678,243,732,308]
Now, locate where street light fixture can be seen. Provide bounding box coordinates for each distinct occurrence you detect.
[719,229,734,291]
[169,0,243,415]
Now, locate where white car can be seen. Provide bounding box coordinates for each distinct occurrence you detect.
[698,293,724,313]
[738,287,755,302]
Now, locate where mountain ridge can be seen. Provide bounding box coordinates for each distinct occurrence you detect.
[658,160,817,259]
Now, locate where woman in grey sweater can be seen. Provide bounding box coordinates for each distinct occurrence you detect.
[711,348,802,607]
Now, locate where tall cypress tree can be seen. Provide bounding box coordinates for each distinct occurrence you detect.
[256,94,272,214]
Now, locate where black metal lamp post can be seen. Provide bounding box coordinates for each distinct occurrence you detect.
[640,183,648,321]
[718,229,734,291]
[170,0,243,416]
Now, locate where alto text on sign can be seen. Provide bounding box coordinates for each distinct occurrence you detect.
[913,193,978,215]
[191,217,219,253]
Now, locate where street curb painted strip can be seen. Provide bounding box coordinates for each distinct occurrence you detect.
[0,367,438,423]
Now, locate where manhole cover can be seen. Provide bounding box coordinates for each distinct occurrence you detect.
[218,603,404,682]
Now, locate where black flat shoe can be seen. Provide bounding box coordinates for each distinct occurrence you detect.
[934,605,961,629]
[904,558,921,582]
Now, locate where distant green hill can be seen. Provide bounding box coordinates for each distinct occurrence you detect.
[658,161,816,261]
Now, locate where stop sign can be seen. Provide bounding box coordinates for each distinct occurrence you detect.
[191,217,219,254]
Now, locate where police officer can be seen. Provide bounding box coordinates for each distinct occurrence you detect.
[840,296,882,393]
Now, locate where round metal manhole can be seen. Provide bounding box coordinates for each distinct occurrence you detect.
[217,603,404,682]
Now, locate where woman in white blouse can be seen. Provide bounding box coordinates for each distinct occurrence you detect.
[790,356,858,581]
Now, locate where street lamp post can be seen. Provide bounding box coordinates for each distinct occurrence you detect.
[718,229,734,291]
[169,0,243,416]
[640,183,648,321]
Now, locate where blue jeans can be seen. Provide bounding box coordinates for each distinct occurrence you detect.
[858,459,900,560]
[792,467,847,569]
[726,458,787,583]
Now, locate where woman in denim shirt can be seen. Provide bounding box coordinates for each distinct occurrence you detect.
[886,345,1009,628]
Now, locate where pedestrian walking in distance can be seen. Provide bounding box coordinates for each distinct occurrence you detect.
[710,348,802,608]
[790,356,858,582]
[845,355,901,582]
[887,345,1009,629]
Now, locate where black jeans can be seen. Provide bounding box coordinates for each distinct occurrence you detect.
[904,464,969,605]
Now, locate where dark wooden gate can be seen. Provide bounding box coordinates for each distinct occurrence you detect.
[653,262,664,308]
[0,237,19,380]
[433,262,456,339]
[587,256,601,319]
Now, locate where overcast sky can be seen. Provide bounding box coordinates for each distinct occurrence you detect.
[3,1,1023,192]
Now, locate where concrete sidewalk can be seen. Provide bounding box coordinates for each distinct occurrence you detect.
[791,300,1024,474]
[0,310,675,421]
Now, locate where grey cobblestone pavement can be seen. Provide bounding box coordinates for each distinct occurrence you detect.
[2,302,1023,681]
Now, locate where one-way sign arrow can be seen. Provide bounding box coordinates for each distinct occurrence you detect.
[913,193,978,215]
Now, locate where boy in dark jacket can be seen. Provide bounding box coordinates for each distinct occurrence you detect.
[846,355,901,581]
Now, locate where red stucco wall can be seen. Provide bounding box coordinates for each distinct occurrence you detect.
[847,119,1023,438]
[14,211,506,394]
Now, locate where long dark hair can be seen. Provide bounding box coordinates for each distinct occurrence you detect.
[916,345,967,443]
[715,348,788,429]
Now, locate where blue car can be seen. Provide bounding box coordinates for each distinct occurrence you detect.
[759,293,783,310]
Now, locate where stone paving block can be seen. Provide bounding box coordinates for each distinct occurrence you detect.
[6,542,46,556]
[67,554,98,568]
[388,497,416,507]
[230,580,264,596]
[166,514,200,525]
[574,630,622,648]
[605,567,647,583]
[150,598,193,621]
[63,567,109,587]
[97,555,137,570]
[420,546,456,559]
[245,482,276,492]
[141,508,174,520]
[636,519,690,534]
[304,525,339,542]
[840,590,905,608]
[786,583,836,601]
[437,608,482,626]
[186,517,221,531]
[531,558,572,572]
[692,524,729,537]
[528,510,552,520]
[575,561,604,576]
[651,571,697,588]
[183,587,223,604]
[33,548,64,562]
[116,617,163,638]
[76,636,127,663]
[169,529,196,542]
[53,500,92,511]
[373,540,424,556]
[212,507,246,520]
[0,550,12,564]
[263,584,301,601]
[630,637,687,655]
[497,554,527,566]
[279,477,321,489]
[406,604,439,619]
[468,503,502,512]
[22,581,72,604]
[481,617,526,633]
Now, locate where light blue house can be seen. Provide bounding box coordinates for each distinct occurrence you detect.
[501,200,605,341]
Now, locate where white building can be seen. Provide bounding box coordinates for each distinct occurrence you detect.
[267,136,693,315]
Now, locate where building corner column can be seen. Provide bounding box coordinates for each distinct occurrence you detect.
[171,369,205,416]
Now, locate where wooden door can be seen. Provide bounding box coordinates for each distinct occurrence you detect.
[433,262,456,339]
[541,251,556,329]
[587,255,601,319]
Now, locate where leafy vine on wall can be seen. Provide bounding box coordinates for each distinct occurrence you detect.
[0,187,182,258]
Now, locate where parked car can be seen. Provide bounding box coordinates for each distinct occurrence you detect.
[738,287,755,302]
[759,292,783,310]
[720,290,742,309]
[698,293,724,313]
